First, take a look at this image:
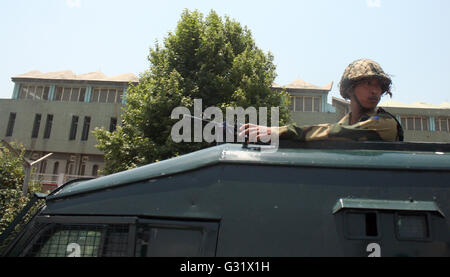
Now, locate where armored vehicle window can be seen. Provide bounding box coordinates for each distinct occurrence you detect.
[136,225,202,257]
[344,211,379,239]
[395,213,430,241]
[14,216,218,257]
[25,224,129,257]
[135,220,219,257]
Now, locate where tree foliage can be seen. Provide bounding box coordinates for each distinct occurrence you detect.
[94,9,291,174]
[0,143,42,239]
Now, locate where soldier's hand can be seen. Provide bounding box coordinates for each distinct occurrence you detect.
[239,123,275,143]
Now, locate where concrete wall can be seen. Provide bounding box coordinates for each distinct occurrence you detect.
[402,130,450,143]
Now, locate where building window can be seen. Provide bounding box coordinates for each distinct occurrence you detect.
[66,156,76,175]
[435,117,449,132]
[39,160,47,174]
[295,96,303,112]
[290,96,321,112]
[288,97,294,111]
[18,85,50,101]
[66,163,75,175]
[31,114,42,138]
[54,86,86,102]
[81,116,91,141]
[400,116,429,131]
[69,116,79,140]
[79,164,86,176]
[304,97,313,111]
[5,112,16,137]
[53,162,59,175]
[79,156,88,176]
[109,117,118,132]
[90,88,122,103]
[92,165,99,177]
[54,87,62,101]
[43,114,54,139]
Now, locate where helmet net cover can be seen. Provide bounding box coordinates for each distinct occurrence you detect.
[339,59,392,100]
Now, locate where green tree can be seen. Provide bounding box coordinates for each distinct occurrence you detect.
[94,9,291,174]
[0,143,42,238]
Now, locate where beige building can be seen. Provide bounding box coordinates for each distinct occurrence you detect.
[1,72,450,191]
[273,79,337,126]
[0,70,138,191]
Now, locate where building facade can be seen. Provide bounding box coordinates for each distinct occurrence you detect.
[273,79,337,126]
[0,70,138,191]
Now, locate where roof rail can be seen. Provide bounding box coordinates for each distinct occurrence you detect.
[276,140,450,152]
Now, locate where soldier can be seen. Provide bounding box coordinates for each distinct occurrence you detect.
[239,59,404,142]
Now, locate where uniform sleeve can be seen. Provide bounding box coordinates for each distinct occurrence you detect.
[279,114,399,142]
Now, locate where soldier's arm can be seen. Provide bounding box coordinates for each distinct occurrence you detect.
[279,115,399,142]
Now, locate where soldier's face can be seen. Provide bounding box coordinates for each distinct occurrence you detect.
[352,79,383,109]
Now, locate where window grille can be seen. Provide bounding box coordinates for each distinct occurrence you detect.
[62,88,71,101]
[99,89,108,103]
[26,224,129,257]
[400,116,429,131]
[19,85,50,100]
[15,218,218,257]
[435,117,449,132]
[288,97,294,111]
[90,88,122,103]
[290,96,321,112]
[304,97,312,112]
[295,96,303,111]
[54,87,86,102]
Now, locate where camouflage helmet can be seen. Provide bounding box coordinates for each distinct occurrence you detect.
[339,59,392,100]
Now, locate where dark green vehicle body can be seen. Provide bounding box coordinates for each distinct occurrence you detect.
[2,142,449,257]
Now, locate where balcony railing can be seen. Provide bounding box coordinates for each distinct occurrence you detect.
[31,173,99,187]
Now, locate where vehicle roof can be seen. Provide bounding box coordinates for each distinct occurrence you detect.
[47,142,450,200]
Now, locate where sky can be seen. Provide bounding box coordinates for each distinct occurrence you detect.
[1,0,449,105]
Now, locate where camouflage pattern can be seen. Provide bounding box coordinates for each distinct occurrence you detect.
[279,108,402,142]
[340,59,392,99]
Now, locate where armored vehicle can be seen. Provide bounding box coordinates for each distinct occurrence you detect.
[1,141,449,257]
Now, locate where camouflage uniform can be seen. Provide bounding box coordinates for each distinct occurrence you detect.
[279,59,404,142]
[279,108,403,142]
